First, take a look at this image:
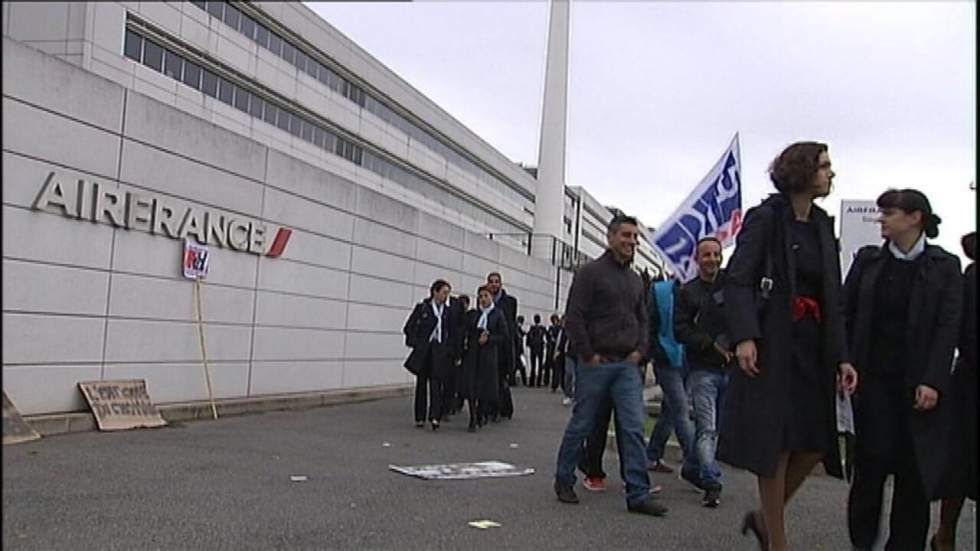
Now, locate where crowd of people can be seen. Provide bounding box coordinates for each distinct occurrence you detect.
[402,141,976,550]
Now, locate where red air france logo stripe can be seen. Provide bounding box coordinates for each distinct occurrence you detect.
[265,228,292,258]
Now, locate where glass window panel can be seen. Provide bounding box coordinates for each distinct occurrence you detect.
[323,133,336,152]
[268,32,282,57]
[276,111,290,132]
[352,146,363,165]
[295,50,308,73]
[240,14,256,40]
[191,1,206,10]
[206,1,224,19]
[223,4,240,30]
[201,69,218,97]
[182,59,202,89]
[234,87,250,112]
[312,125,324,148]
[143,40,163,71]
[301,120,313,142]
[163,49,183,80]
[289,115,302,137]
[124,30,142,61]
[249,95,264,118]
[304,57,318,79]
[263,102,278,125]
[281,41,295,64]
[218,78,234,105]
[255,23,269,49]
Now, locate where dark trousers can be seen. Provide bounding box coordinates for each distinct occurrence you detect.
[442,368,458,415]
[515,355,528,386]
[529,348,544,386]
[497,368,514,419]
[542,355,553,387]
[847,445,930,550]
[414,370,444,423]
[551,354,565,392]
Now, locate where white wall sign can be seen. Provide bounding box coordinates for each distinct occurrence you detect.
[839,200,882,277]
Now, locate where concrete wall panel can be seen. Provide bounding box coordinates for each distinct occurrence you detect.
[104,361,249,403]
[254,291,347,330]
[251,327,345,362]
[103,319,251,363]
[2,365,101,415]
[249,360,344,395]
[2,260,109,316]
[2,313,106,365]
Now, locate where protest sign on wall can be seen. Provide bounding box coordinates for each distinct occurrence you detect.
[78,380,167,431]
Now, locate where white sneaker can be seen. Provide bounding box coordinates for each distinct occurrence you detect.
[561,397,572,406]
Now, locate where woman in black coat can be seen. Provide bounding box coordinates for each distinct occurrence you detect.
[843,189,962,551]
[720,141,857,551]
[931,231,976,551]
[461,286,508,432]
[402,279,455,431]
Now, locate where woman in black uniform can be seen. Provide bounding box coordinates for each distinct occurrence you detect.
[720,141,858,551]
[843,189,962,551]
[461,286,507,432]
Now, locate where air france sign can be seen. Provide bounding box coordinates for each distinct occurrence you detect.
[653,134,742,282]
[32,172,292,257]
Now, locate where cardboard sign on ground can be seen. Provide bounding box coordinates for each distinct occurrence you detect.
[78,380,167,431]
[388,461,534,480]
[3,391,41,445]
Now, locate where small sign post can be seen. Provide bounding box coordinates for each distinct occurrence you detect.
[183,240,218,420]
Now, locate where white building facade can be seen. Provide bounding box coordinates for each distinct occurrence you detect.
[2,1,663,417]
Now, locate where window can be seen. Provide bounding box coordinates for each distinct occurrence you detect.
[281,41,295,64]
[206,1,224,20]
[263,102,278,125]
[234,87,250,112]
[163,49,183,80]
[124,30,142,61]
[182,59,202,89]
[143,40,163,71]
[240,14,256,40]
[249,94,264,118]
[218,77,234,105]
[288,115,302,137]
[255,23,269,49]
[312,125,324,148]
[276,110,290,132]
[191,1,206,10]
[201,69,218,97]
[222,4,240,31]
[268,32,282,57]
[304,57,319,79]
[301,119,313,142]
[295,50,308,74]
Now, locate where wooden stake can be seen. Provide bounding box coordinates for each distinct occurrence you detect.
[194,277,218,420]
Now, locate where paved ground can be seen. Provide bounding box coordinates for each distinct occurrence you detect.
[3,386,974,550]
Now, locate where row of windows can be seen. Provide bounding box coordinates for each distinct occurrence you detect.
[123,28,528,243]
[190,0,534,209]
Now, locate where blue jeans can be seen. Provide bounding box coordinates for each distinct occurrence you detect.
[646,364,697,475]
[562,356,576,399]
[688,368,728,487]
[555,360,651,506]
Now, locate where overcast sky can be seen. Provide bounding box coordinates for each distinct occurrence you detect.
[306,1,976,263]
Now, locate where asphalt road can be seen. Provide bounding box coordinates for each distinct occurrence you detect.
[3,386,974,550]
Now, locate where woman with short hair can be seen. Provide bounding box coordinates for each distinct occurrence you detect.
[461,285,507,431]
[843,189,962,550]
[720,141,858,551]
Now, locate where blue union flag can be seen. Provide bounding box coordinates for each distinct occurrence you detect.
[653,134,743,282]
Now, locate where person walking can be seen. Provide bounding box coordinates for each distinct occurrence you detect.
[553,214,668,517]
[461,286,507,432]
[931,231,976,551]
[645,275,698,482]
[844,189,962,551]
[515,315,529,387]
[674,236,733,508]
[544,314,562,389]
[719,141,858,551]
[526,314,547,387]
[550,315,568,396]
[402,279,457,431]
[486,272,518,420]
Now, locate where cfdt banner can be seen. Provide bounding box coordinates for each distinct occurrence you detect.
[653,134,742,282]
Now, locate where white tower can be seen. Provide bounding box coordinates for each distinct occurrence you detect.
[531,0,570,261]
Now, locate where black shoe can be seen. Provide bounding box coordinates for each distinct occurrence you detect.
[415,421,425,428]
[467,423,476,433]
[627,497,668,516]
[430,420,440,431]
[554,481,579,504]
[740,510,768,551]
[702,485,721,508]
[680,468,705,491]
